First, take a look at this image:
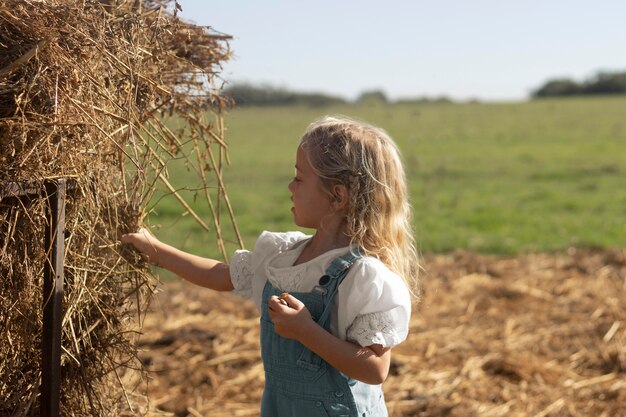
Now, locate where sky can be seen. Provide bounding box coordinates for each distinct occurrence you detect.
[179,0,626,102]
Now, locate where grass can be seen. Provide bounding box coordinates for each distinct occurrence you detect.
[145,96,626,262]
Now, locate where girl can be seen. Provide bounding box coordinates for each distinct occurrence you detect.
[121,116,420,416]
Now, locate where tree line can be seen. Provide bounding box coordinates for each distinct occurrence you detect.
[222,83,348,107]
[532,71,626,98]
[222,70,626,106]
[222,83,453,107]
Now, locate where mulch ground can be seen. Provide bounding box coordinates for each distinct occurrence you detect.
[136,249,626,417]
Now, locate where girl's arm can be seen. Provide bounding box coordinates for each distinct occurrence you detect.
[268,294,391,385]
[121,228,233,292]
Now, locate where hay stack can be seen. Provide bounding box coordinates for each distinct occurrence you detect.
[0,0,237,415]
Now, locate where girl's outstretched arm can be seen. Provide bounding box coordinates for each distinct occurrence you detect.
[268,293,391,385]
[121,228,233,292]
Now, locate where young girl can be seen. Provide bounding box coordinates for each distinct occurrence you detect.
[121,116,420,417]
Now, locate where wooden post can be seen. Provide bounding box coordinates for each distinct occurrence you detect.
[1,179,76,417]
[41,179,66,417]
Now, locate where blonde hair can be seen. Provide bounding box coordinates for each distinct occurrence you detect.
[300,115,421,299]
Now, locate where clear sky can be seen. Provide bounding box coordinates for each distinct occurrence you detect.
[179,0,626,102]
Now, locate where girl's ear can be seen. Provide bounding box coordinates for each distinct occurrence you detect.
[331,184,349,211]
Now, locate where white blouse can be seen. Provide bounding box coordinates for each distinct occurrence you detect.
[230,231,411,348]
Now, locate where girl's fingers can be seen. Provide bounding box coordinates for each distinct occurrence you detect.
[120,233,133,243]
[268,293,304,314]
[277,292,290,306]
[121,228,152,244]
[120,228,161,266]
[279,293,303,309]
[269,295,288,311]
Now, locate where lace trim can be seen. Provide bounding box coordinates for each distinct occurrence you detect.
[258,231,309,254]
[230,250,253,299]
[262,237,309,292]
[265,262,308,292]
[346,310,406,348]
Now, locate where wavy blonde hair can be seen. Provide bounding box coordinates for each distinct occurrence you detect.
[300,115,421,299]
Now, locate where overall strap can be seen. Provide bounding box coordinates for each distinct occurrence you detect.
[316,248,362,327]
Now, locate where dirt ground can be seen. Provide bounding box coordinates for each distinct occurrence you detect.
[136,249,626,417]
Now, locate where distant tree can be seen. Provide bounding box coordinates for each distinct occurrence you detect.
[395,96,453,105]
[356,89,388,104]
[293,92,347,107]
[222,83,294,106]
[222,83,347,107]
[532,79,582,97]
[532,71,626,98]
[582,71,626,94]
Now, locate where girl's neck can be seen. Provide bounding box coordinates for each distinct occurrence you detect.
[294,230,350,265]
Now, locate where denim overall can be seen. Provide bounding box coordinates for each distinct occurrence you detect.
[260,250,388,417]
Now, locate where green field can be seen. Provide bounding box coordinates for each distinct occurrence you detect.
[146,96,626,262]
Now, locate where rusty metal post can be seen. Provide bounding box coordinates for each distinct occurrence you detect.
[41,179,66,417]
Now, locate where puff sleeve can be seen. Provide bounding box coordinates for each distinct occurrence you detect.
[229,231,308,304]
[337,258,412,349]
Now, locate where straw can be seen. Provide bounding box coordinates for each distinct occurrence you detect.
[0,1,239,415]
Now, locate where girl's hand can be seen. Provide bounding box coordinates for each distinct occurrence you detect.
[120,227,161,265]
[268,293,315,340]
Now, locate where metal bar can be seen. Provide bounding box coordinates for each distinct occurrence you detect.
[0,179,77,201]
[0,181,42,200]
[41,179,66,417]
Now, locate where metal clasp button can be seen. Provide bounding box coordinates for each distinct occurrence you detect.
[318,275,330,286]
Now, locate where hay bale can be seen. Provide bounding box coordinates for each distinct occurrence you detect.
[0,1,237,415]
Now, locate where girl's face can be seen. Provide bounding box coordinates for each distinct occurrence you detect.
[287,146,332,229]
